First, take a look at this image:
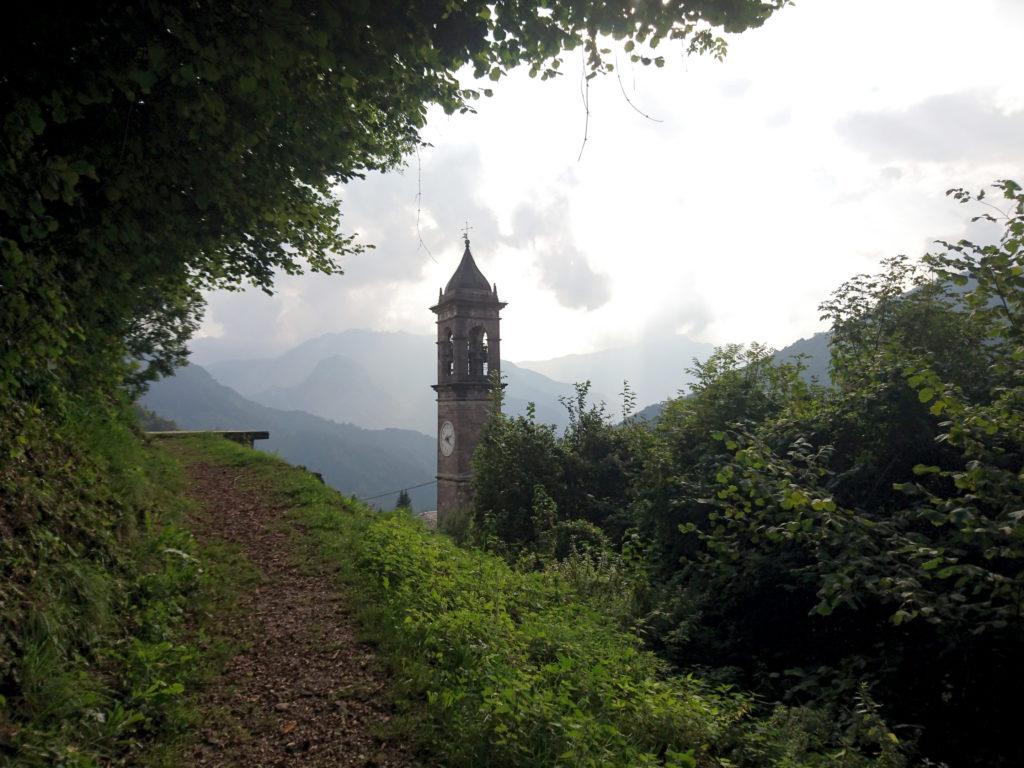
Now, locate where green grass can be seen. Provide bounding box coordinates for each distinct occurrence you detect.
[0,400,257,767]
[175,435,897,768]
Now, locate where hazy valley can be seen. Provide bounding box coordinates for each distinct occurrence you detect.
[139,329,834,512]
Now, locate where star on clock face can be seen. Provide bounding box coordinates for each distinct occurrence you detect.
[439,420,455,457]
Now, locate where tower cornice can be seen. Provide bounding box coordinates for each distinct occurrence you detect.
[430,297,507,314]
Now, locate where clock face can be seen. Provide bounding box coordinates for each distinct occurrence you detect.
[439,421,455,457]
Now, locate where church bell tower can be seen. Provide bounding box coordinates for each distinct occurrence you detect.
[431,235,506,528]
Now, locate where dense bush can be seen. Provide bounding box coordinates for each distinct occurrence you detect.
[296,505,893,767]
[174,436,893,766]
[471,180,1024,767]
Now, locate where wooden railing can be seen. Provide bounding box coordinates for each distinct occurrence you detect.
[145,430,270,449]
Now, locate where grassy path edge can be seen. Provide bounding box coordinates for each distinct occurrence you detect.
[174,435,890,768]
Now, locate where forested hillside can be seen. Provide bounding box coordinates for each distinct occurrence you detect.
[139,363,437,510]
[465,185,1024,768]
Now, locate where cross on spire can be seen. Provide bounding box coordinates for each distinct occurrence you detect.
[461,221,473,248]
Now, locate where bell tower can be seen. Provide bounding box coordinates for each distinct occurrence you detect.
[431,234,505,528]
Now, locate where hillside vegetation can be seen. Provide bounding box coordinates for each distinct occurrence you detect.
[0,399,250,765]
[182,435,893,768]
[635,332,833,424]
[139,363,438,510]
[465,182,1024,768]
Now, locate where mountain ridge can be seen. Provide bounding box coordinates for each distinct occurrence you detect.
[139,363,437,510]
[202,330,607,434]
[516,333,717,408]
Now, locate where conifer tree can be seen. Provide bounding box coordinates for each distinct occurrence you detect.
[395,489,412,511]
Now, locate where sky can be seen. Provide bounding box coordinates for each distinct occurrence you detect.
[194,0,1024,364]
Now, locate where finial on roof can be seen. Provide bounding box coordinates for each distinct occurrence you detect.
[461,220,473,250]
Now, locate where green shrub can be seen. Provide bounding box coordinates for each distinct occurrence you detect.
[438,502,474,544]
[467,183,1024,768]
[552,518,610,559]
[296,504,889,767]
[544,543,646,627]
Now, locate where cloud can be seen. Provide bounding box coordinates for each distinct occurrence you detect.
[508,194,612,310]
[192,1,1024,366]
[642,288,713,338]
[195,143,613,361]
[720,78,752,99]
[338,143,612,313]
[336,145,500,285]
[837,90,1024,163]
[193,273,407,362]
[765,107,792,128]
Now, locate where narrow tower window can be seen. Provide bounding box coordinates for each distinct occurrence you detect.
[442,329,455,377]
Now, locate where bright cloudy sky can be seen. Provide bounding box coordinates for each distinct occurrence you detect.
[196,0,1024,363]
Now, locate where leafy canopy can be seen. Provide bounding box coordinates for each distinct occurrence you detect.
[0,0,785,406]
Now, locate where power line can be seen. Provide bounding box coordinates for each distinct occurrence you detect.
[357,479,437,503]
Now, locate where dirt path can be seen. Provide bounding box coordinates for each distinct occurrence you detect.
[182,460,415,768]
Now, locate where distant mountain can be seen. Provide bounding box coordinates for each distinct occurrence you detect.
[630,332,834,425]
[194,328,832,435]
[133,404,177,431]
[773,331,832,384]
[503,361,593,429]
[139,364,437,511]
[517,334,717,410]
[634,401,667,423]
[252,354,409,431]
[204,330,598,433]
[206,330,426,398]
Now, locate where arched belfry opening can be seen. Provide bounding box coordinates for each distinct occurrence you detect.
[467,326,488,377]
[441,328,455,379]
[430,234,506,528]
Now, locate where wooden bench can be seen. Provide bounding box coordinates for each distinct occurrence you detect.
[145,430,270,449]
